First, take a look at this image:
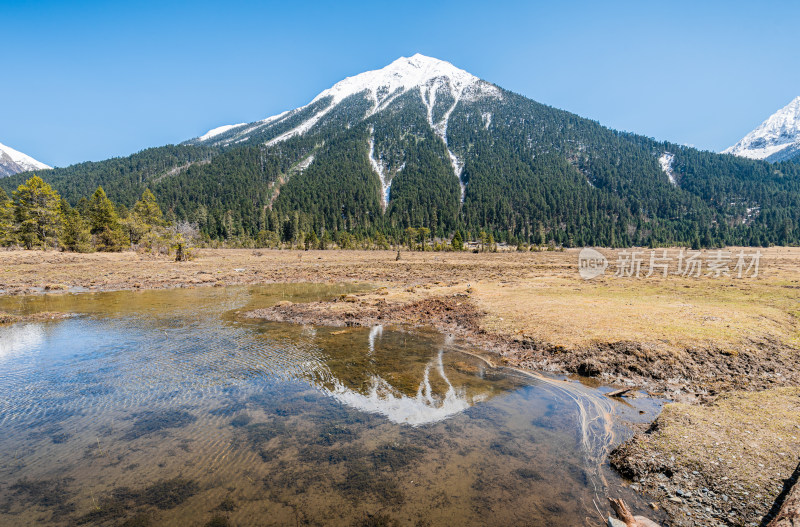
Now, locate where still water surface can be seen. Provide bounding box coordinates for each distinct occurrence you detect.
[0,285,659,526]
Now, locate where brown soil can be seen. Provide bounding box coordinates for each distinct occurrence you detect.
[0,311,69,324]
[610,388,800,526]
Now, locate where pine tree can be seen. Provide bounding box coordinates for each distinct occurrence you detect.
[132,188,164,226]
[126,188,166,244]
[13,175,62,249]
[404,227,417,251]
[417,227,431,250]
[88,187,118,234]
[479,231,488,252]
[292,211,300,245]
[87,186,128,251]
[60,201,92,253]
[304,231,319,250]
[451,231,463,251]
[374,231,389,250]
[0,188,15,247]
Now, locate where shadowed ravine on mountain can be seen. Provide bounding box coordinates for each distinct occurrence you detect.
[0,284,662,526]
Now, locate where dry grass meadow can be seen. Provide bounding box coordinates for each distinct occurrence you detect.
[1,246,798,354]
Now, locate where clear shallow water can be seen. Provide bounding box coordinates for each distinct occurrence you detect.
[0,285,660,526]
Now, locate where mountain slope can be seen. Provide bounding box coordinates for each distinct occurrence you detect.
[0,145,217,206]
[0,141,51,178]
[724,96,800,162]
[4,55,800,247]
[186,54,501,205]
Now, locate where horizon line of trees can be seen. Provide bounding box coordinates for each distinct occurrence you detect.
[2,173,794,255]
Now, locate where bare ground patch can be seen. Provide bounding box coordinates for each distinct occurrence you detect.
[610,388,800,526]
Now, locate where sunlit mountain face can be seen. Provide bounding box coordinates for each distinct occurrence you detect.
[0,141,50,178]
[724,96,800,162]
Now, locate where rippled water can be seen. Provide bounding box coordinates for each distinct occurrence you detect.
[0,285,661,526]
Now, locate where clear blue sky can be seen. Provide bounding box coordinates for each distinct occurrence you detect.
[3,0,799,167]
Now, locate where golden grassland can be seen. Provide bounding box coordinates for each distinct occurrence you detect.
[629,388,800,493]
[611,388,800,525]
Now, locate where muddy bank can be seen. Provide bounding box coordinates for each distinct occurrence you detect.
[244,292,800,401]
[610,388,800,526]
[0,311,69,325]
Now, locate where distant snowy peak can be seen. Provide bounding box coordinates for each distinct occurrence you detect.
[724,96,800,162]
[190,54,500,147]
[0,141,51,178]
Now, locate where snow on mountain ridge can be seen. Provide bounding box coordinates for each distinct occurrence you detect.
[0,141,51,177]
[192,54,500,147]
[310,53,496,108]
[198,123,247,142]
[724,96,800,161]
[189,54,501,203]
[264,54,499,146]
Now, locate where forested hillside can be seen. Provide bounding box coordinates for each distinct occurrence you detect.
[3,55,798,248]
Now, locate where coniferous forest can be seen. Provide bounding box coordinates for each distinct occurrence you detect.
[2,85,799,250]
[0,175,193,255]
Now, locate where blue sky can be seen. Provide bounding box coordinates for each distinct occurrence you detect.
[3,0,799,167]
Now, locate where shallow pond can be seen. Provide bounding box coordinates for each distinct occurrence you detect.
[0,285,661,526]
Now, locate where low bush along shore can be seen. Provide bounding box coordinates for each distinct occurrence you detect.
[2,247,799,525]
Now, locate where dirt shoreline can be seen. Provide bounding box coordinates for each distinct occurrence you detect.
[0,310,70,324]
[2,247,800,526]
[244,291,800,400]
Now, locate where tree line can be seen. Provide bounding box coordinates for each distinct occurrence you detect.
[0,175,186,254]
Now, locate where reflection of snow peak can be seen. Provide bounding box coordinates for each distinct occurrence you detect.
[368,324,383,353]
[324,349,473,426]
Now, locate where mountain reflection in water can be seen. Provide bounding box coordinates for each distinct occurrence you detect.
[0,285,659,527]
[320,337,489,426]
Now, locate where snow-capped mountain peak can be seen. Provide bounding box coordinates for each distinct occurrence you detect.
[310,53,493,106]
[0,141,52,178]
[191,54,500,147]
[187,54,504,208]
[723,96,800,162]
